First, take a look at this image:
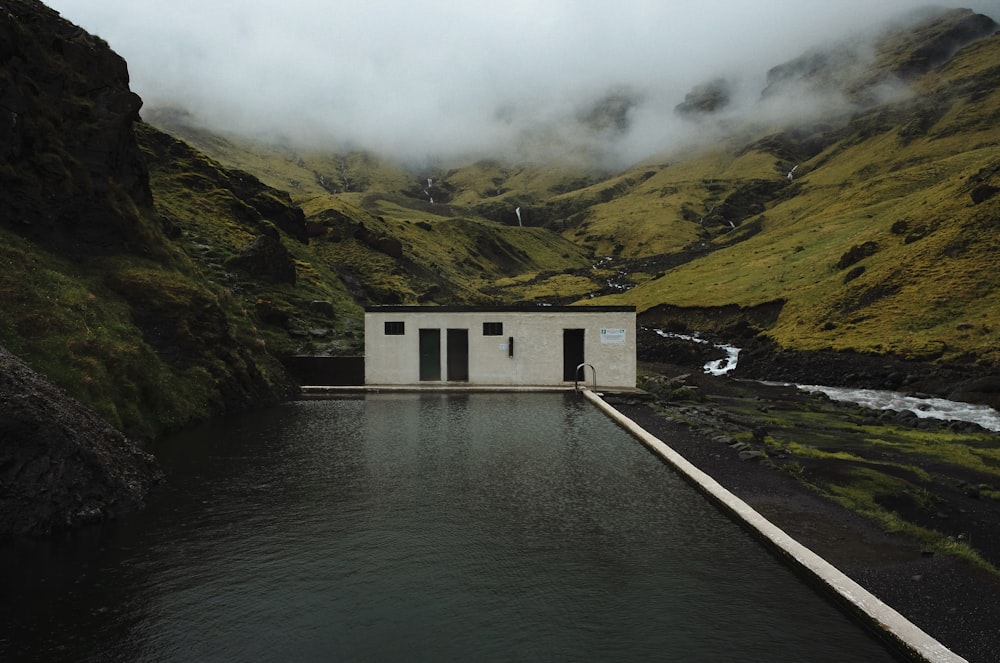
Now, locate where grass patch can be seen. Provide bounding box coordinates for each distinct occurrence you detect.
[683,382,1000,574]
[817,467,998,575]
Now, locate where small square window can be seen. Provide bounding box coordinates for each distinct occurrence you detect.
[384,321,405,335]
[483,322,503,336]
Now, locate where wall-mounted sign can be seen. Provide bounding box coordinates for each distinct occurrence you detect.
[600,328,626,344]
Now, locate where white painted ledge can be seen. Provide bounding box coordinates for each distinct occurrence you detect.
[583,389,967,663]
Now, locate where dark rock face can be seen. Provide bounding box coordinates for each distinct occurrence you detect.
[948,376,1000,411]
[0,0,155,256]
[836,241,880,269]
[675,78,732,117]
[970,184,998,204]
[228,234,297,284]
[0,346,163,538]
[892,11,999,81]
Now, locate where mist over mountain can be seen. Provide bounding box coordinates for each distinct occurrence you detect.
[5,6,1000,656]
[46,1,999,168]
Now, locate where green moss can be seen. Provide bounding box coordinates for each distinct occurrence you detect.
[699,385,1000,573]
[818,467,998,575]
[0,227,221,438]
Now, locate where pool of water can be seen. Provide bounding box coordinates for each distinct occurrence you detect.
[0,393,898,661]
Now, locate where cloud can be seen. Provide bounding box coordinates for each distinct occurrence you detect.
[47,0,999,167]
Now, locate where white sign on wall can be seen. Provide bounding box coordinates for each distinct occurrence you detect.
[600,328,626,344]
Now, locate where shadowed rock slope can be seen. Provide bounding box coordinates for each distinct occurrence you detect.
[0,346,162,536]
[0,0,300,536]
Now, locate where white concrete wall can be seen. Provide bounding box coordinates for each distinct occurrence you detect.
[365,307,636,388]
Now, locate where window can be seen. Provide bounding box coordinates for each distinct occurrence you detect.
[384,321,405,335]
[482,322,503,336]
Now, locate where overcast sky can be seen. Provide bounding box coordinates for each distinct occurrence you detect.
[47,1,999,166]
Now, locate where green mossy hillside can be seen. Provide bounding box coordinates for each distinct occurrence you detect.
[0,222,292,441]
[597,29,1000,367]
[136,123,366,357]
[13,0,985,444]
[148,10,1000,372]
[0,1,299,441]
[149,112,597,307]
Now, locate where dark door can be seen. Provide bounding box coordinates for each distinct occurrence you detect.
[447,328,469,381]
[563,328,585,381]
[419,328,441,381]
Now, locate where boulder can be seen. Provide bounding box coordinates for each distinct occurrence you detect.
[0,345,163,537]
[947,376,1000,410]
[305,221,327,237]
[228,234,297,284]
[309,300,336,318]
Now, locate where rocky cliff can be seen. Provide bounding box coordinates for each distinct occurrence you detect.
[0,0,156,256]
[0,0,166,537]
[0,0,299,537]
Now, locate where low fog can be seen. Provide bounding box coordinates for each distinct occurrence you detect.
[48,1,999,167]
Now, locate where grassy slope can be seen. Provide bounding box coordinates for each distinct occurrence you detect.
[596,33,1000,366]
[147,114,595,307]
[144,17,1000,367]
[137,124,367,356]
[0,218,288,441]
[558,149,781,258]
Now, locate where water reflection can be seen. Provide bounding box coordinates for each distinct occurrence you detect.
[1,393,896,662]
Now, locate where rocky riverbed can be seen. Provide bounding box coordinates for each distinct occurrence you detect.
[636,323,1000,410]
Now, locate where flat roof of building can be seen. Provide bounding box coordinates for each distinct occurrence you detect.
[366,305,636,313]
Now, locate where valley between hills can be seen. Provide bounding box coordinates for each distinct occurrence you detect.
[2,1,1000,659]
[141,8,1000,388]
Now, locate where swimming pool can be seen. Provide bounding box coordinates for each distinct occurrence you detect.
[0,392,898,661]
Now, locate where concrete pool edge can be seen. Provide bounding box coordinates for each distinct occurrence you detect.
[301,385,582,393]
[582,389,967,663]
[301,384,647,393]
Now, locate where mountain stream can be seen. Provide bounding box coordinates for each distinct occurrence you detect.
[654,330,1000,432]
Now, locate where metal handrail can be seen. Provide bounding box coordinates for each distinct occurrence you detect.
[574,363,597,392]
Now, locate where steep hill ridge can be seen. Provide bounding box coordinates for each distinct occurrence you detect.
[148,7,1000,381]
[1,0,301,533]
[601,10,1000,372]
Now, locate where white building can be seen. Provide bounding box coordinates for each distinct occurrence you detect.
[364,305,636,389]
